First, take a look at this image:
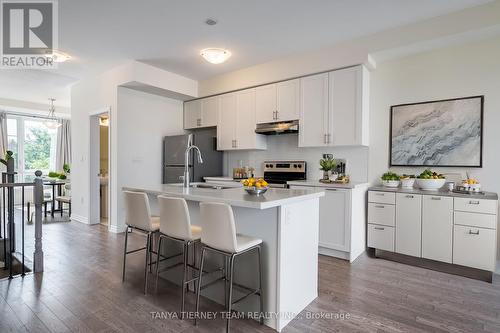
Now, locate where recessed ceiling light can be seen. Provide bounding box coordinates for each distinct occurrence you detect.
[205,18,217,26]
[44,49,71,63]
[200,48,231,64]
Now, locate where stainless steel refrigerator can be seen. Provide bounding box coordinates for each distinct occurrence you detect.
[162,128,223,184]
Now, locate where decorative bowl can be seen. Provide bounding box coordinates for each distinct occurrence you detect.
[400,178,416,188]
[416,178,446,191]
[381,180,400,188]
[244,187,268,196]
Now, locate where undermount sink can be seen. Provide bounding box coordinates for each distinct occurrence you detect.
[189,183,233,190]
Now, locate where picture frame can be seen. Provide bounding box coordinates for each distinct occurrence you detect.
[390,95,483,167]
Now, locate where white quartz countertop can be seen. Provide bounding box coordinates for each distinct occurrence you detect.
[123,184,325,209]
[287,180,370,189]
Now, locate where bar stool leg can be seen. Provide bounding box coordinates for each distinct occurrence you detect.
[195,247,206,326]
[155,235,164,291]
[144,232,151,295]
[149,234,153,273]
[224,256,228,309]
[181,242,188,319]
[122,227,129,282]
[227,254,235,333]
[257,245,264,325]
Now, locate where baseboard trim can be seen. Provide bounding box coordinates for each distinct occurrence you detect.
[71,214,89,224]
[108,224,127,233]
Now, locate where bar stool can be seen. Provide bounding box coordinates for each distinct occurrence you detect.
[195,202,264,333]
[122,190,159,295]
[155,196,201,318]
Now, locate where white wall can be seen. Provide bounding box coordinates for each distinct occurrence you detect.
[71,61,196,231]
[115,87,184,231]
[369,36,500,271]
[224,135,368,182]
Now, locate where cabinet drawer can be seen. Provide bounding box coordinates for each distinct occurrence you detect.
[453,225,496,271]
[368,191,395,205]
[454,211,497,230]
[454,197,498,215]
[368,203,395,226]
[368,224,394,251]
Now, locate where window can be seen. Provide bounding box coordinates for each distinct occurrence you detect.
[7,116,58,181]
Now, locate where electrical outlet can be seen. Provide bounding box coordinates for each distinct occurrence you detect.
[323,154,333,159]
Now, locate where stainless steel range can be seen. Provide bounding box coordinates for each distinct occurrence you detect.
[263,161,307,188]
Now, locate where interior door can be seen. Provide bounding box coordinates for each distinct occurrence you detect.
[217,93,237,150]
[235,89,257,149]
[255,84,277,124]
[277,79,299,122]
[299,73,329,147]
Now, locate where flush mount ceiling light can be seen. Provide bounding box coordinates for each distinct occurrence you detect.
[200,48,231,64]
[44,49,71,63]
[44,98,62,129]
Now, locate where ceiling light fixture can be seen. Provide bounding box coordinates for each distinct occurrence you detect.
[44,98,62,129]
[200,48,231,64]
[44,49,71,63]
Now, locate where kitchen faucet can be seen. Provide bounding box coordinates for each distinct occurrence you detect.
[183,134,203,188]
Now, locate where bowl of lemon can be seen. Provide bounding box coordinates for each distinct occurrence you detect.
[241,178,269,195]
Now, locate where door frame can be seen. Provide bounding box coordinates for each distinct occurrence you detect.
[88,107,111,226]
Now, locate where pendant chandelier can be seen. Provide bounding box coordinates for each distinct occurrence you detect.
[44,98,62,129]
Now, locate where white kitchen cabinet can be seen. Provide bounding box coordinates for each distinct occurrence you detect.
[299,65,369,147]
[328,66,369,146]
[184,97,218,129]
[453,225,496,271]
[217,90,267,151]
[289,184,368,262]
[395,193,422,257]
[318,189,350,252]
[421,195,453,263]
[184,99,202,129]
[298,73,329,147]
[256,79,299,124]
[367,224,395,252]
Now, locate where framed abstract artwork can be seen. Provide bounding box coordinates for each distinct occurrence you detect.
[390,96,483,167]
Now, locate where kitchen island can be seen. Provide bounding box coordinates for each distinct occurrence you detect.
[123,184,325,332]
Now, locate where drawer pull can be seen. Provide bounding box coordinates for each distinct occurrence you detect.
[405,195,414,198]
[468,200,480,205]
[375,205,385,208]
[431,197,441,200]
[325,188,337,191]
[375,193,385,196]
[374,227,385,230]
[468,229,480,235]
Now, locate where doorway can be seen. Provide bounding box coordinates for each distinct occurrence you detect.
[89,108,111,226]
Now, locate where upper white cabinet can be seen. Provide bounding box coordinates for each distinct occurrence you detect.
[184,97,218,129]
[299,65,369,147]
[217,89,267,151]
[299,73,329,147]
[256,79,299,124]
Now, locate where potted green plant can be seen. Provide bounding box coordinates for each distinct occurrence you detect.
[319,156,336,180]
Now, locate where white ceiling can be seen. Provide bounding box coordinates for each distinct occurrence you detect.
[0,0,493,107]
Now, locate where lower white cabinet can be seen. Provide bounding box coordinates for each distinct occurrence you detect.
[422,195,453,263]
[395,193,422,257]
[368,190,498,273]
[289,184,368,262]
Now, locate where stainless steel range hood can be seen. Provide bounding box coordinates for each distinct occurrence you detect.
[255,120,299,135]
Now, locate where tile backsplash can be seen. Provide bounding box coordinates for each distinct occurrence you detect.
[223,134,369,182]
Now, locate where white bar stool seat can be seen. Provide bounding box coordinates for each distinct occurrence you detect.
[155,196,202,318]
[122,191,159,295]
[195,202,264,333]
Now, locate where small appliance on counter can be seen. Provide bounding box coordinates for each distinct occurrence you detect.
[263,161,306,188]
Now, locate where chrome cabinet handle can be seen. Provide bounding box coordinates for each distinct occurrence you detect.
[276,110,279,120]
[468,229,480,235]
[234,140,237,148]
[327,133,331,144]
[374,227,385,230]
[469,200,480,205]
[375,205,385,208]
[431,197,441,200]
[197,118,201,126]
[323,134,327,144]
[374,193,385,196]
[406,195,414,198]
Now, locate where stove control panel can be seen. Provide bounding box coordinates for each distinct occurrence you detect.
[263,161,306,173]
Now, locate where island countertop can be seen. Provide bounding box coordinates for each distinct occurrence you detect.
[122,184,325,209]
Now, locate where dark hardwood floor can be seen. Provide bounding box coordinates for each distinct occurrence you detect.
[1,220,499,332]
